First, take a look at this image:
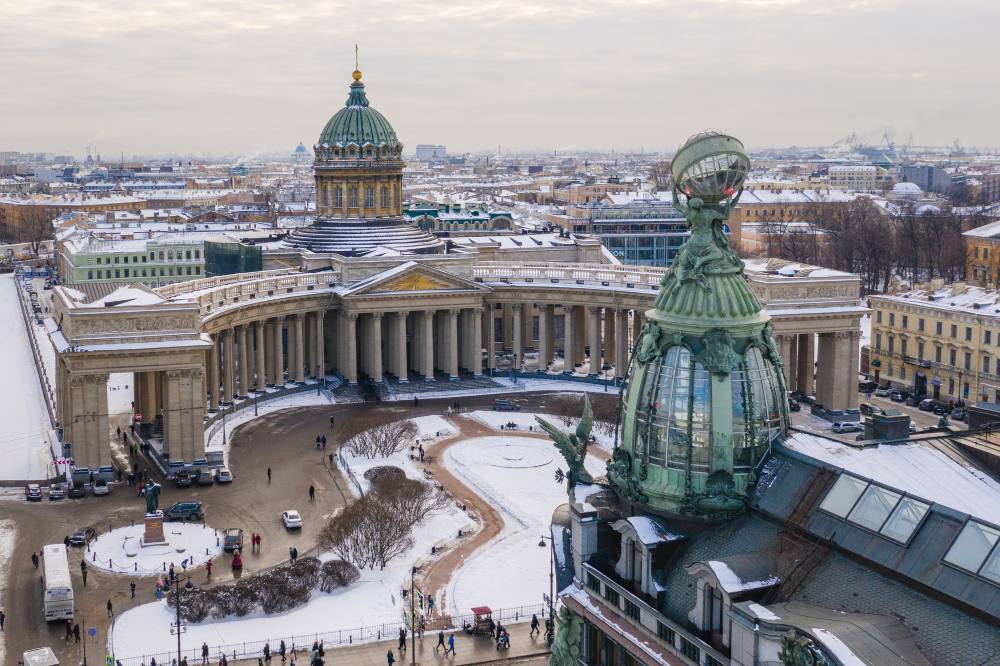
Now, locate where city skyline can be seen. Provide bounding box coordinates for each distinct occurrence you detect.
[2,0,998,156]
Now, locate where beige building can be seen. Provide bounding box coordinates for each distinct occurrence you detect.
[869,279,1000,403]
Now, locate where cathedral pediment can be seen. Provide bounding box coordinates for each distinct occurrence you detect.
[343,261,487,297]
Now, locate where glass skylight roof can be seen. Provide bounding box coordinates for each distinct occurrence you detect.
[818,473,930,544]
[945,521,1000,584]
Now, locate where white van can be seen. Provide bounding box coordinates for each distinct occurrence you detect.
[41,544,74,621]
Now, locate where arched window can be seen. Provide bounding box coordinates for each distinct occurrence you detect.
[381,186,388,208]
[333,187,343,208]
[349,187,359,208]
[365,187,374,208]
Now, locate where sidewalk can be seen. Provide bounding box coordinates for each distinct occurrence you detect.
[234,623,551,665]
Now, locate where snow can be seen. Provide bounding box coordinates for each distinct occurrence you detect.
[0,274,53,480]
[0,520,16,665]
[412,414,455,441]
[467,408,616,452]
[445,435,604,615]
[563,584,669,663]
[614,516,681,546]
[107,372,135,416]
[811,628,866,666]
[80,285,165,307]
[747,602,782,622]
[704,560,780,594]
[783,431,1000,525]
[86,522,223,575]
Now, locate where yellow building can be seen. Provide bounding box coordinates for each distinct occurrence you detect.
[962,220,1000,288]
[869,279,1000,404]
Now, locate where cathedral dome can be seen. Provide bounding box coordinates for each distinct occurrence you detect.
[316,74,400,153]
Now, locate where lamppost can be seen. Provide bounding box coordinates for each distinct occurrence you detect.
[170,577,193,663]
[538,535,555,624]
[513,352,519,385]
[410,566,419,666]
[602,363,612,392]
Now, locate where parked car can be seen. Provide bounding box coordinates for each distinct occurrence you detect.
[492,399,520,412]
[859,403,881,417]
[282,510,303,529]
[48,484,64,501]
[918,399,936,412]
[951,407,968,422]
[889,391,905,403]
[223,527,244,552]
[164,501,204,522]
[832,422,864,434]
[25,483,42,502]
[787,399,801,412]
[933,404,950,416]
[69,526,97,546]
[195,470,215,486]
[91,479,110,496]
[173,470,194,488]
[874,387,892,397]
[904,396,921,407]
[67,484,86,499]
[789,390,807,403]
[215,468,233,484]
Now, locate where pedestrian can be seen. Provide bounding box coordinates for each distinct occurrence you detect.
[418,444,424,462]
[530,613,539,636]
[292,546,298,562]
[315,435,321,449]
[428,595,434,613]
[0,608,5,630]
[329,415,335,428]
[267,467,272,483]
[65,618,73,641]
[201,643,210,665]
[418,616,425,640]
[169,562,176,582]
[257,534,263,550]
[321,435,327,448]
[435,631,445,652]
[413,395,419,407]
[398,627,406,651]
[64,534,70,547]
[309,485,315,501]
[117,426,121,436]
[206,559,213,577]
[279,640,286,661]
[386,649,395,666]
[31,552,39,568]
[182,657,189,666]
[328,453,334,467]
[107,598,113,617]
[446,633,456,656]
[264,642,271,662]
[73,622,81,643]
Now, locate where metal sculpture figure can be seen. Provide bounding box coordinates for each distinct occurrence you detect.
[536,395,595,489]
[141,479,161,514]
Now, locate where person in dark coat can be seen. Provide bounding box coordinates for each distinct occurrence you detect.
[386,650,395,665]
[398,627,406,650]
[435,631,445,652]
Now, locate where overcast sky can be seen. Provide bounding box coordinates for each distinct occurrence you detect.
[1,0,997,158]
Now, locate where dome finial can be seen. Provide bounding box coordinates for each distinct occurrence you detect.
[352,44,363,82]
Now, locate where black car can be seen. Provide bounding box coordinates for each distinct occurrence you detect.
[951,407,968,422]
[787,399,801,412]
[195,470,215,486]
[933,404,950,416]
[904,396,921,407]
[493,399,520,412]
[173,471,194,488]
[163,501,205,522]
[69,527,96,546]
[67,484,86,498]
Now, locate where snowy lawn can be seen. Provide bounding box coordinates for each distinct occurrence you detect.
[444,435,605,615]
[86,522,223,576]
[0,274,53,480]
[467,409,616,452]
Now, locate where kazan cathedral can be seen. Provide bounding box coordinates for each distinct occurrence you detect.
[548,135,1000,666]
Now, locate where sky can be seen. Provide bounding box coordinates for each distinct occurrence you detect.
[1,0,998,158]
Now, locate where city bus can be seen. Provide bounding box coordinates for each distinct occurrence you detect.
[41,544,74,621]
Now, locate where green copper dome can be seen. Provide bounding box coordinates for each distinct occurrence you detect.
[317,78,400,149]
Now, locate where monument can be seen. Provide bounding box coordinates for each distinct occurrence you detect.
[140,479,167,547]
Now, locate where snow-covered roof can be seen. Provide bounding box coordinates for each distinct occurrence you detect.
[697,555,780,595]
[892,182,922,194]
[872,283,1000,317]
[78,285,165,308]
[612,516,683,546]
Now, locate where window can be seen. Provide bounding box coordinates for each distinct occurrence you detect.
[936,321,943,335]
[680,638,700,662]
[87,270,92,279]
[987,331,993,345]
[889,313,895,327]
[944,521,1000,583]
[624,599,640,621]
[349,187,359,207]
[656,622,675,645]
[935,346,942,363]
[902,315,908,329]
[365,187,374,208]
[901,339,908,357]
[334,187,343,208]
[950,349,957,367]
[888,337,894,354]
[819,473,930,543]
[124,256,128,264]
[185,250,191,260]
[114,256,120,264]
[965,352,972,371]
[381,185,388,208]
[951,324,958,338]
[985,357,991,374]
[603,587,620,606]
[877,311,883,324]
[95,257,101,264]
[966,327,973,341]
[917,342,924,360]
[875,334,882,351]
[918,318,925,332]
[194,250,200,259]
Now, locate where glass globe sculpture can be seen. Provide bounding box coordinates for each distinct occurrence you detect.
[671,131,751,204]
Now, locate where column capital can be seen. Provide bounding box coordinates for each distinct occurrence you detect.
[347,312,359,322]
[274,315,285,323]
[511,303,523,312]
[372,311,384,321]
[473,307,484,316]
[396,310,408,320]
[449,308,460,317]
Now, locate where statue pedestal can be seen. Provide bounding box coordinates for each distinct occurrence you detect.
[141,511,168,548]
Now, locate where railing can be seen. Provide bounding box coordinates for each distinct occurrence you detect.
[581,562,729,666]
[473,261,665,290]
[109,602,545,666]
[154,268,299,298]
[155,270,342,318]
[14,276,57,429]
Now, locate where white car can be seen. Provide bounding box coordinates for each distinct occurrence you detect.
[282,510,303,529]
[215,468,233,483]
[92,479,110,496]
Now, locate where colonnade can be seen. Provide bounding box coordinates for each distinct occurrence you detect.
[776,331,860,413]
[486,303,645,378]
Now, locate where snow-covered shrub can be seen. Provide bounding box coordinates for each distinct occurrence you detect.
[319,560,360,592]
[344,420,417,458]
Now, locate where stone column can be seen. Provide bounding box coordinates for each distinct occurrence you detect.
[632,309,643,347]
[796,333,815,395]
[185,368,206,462]
[222,329,235,402]
[422,311,435,381]
[615,308,629,377]
[293,314,306,383]
[604,308,616,368]
[815,333,838,410]
[144,370,158,420]
[471,307,483,376]
[486,307,497,370]
[344,312,358,384]
[847,331,860,410]
[255,320,266,391]
[512,303,523,370]
[371,312,384,383]
[562,305,575,374]
[587,306,602,376]
[208,335,220,410]
[538,304,553,372]
[777,334,796,388]
[313,311,325,378]
[394,311,409,382]
[273,317,285,387]
[447,308,460,379]
[237,325,249,398]
[163,370,182,461]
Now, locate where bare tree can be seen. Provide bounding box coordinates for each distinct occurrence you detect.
[344,419,417,459]
[648,160,673,192]
[18,206,54,255]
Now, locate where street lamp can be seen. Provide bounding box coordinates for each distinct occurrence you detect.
[170,576,194,663]
[602,363,612,392]
[513,352,519,385]
[538,535,555,624]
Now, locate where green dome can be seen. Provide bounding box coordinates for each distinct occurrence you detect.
[317,79,399,148]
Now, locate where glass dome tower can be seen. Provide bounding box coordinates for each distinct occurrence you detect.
[609,132,789,522]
